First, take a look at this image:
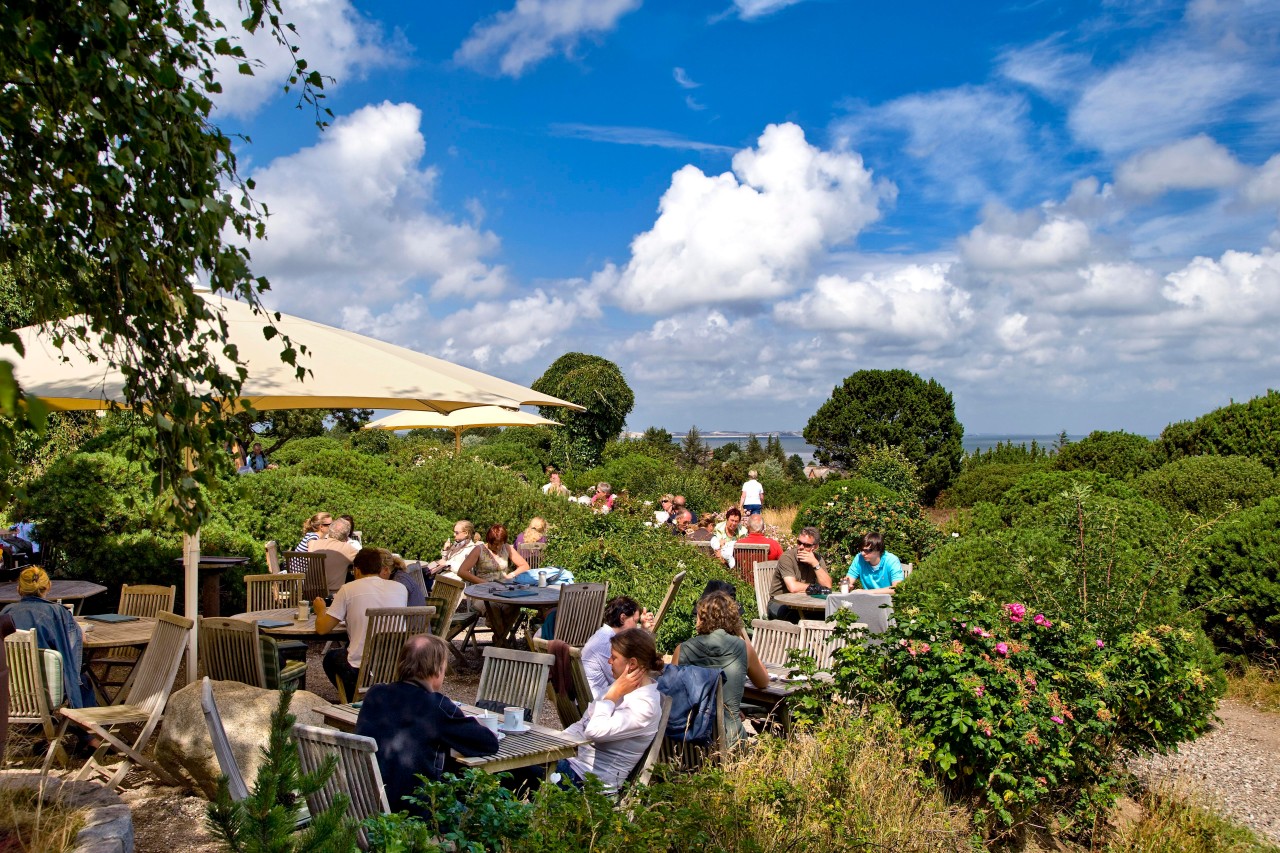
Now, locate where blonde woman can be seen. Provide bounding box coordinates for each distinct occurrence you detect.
[515,517,548,547]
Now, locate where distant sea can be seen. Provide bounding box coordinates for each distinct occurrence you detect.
[675,433,1088,465]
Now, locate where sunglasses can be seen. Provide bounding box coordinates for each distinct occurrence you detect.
[797,540,816,548]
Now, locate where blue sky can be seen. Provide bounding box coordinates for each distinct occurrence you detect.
[211,0,1280,436]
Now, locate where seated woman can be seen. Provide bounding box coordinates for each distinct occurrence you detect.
[357,635,498,814]
[687,514,717,543]
[713,506,747,566]
[560,627,663,795]
[514,517,548,547]
[672,590,767,749]
[457,524,531,644]
[294,511,332,554]
[590,482,616,513]
[1,568,95,710]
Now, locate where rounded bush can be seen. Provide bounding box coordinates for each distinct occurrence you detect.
[1134,455,1278,517]
[464,443,544,484]
[795,490,942,566]
[268,436,345,467]
[939,463,1042,508]
[1051,430,1157,480]
[1188,495,1280,659]
[793,477,899,534]
[997,470,1143,524]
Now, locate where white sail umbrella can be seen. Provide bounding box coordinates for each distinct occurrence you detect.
[364,406,561,454]
[1,292,583,677]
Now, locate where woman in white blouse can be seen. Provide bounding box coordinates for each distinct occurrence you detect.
[559,627,663,794]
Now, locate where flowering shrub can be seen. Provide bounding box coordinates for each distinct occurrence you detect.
[795,489,942,564]
[830,595,1220,836]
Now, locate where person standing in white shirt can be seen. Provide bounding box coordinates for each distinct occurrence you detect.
[315,547,408,699]
[740,470,764,516]
[580,596,655,700]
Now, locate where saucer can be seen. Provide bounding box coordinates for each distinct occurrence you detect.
[498,721,531,734]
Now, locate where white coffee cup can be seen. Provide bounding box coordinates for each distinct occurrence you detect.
[477,712,499,734]
[504,706,524,730]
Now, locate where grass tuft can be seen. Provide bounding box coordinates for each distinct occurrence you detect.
[1226,663,1280,714]
[0,782,86,853]
[1107,783,1278,852]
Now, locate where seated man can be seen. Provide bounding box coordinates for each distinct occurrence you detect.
[767,526,832,622]
[311,517,360,595]
[737,513,782,560]
[580,596,655,700]
[846,532,904,593]
[314,548,408,700]
[357,635,498,814]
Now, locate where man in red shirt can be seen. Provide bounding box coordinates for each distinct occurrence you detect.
[738,514,782,560]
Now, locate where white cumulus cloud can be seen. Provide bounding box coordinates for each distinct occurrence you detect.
[1162,248,1280,321]
[455,0,641,77]
[1114,135,1246,196]
[610,122,895,313]
[1244,154,1280,205]
[960,207,1092,272]
[243,101,508,314]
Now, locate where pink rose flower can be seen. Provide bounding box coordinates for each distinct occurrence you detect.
[1006,603,1026,623]
[1033,613,1052,627]
[1096,639,1105,649]
[995,642,1010,657]
[1050,716,1064,725]
[975,685,985,697]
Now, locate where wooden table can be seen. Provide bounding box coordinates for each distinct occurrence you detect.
[770,592,831,614]
[230,608,346,640]
[742,663,830,734]
[318,701,585,778]
[173,555,250,617]
[0,580,108,614]
[76,615,158,704]
[464,582,560,647]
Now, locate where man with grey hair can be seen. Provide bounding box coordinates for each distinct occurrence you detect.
[738,513,782,560]
[311,516,359,594]
[768,526,832,621]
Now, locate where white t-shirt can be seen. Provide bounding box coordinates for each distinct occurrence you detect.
[580,624,616,700]
[566,682,661,794]
[326,576,408,668]
[741,478,764,505]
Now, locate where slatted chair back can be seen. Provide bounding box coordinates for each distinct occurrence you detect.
[119,584,176,618]
[293,723,389,850]
[731,543,770,587]
[429,574,466,638]
[265,540,282,574]
[346,607,436,702]
[283,551,329,601]
[402,562,429,600]
[244,573,305,611]
[688,539,717,556]
[5,629,59,742]
[750,619,803,666]
[660,674,725,769]
[798,619,848,670]
[552,582,609,647]
[476,646,554,721]
[200,677,249,802]
[651,570,686,635]
[199,617,267,688]
[516,541,546,571]
[124,611,195,717]
[626,693,673,788]
[752,560,778,623]
[902,562,914,579]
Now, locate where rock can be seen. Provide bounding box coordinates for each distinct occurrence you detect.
[154,680,335,798]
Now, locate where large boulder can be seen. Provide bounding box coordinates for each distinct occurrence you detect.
[154,679,334,798]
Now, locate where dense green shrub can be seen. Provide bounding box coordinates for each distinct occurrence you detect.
[1188,496,1280,660]
[1156,389,1280,472]
[792,477,898,533]
[995,469,1143,524]
[938,462,1041,508]
[286,449,402,495]
[1134,455,1278,517]
[1051,430,1157,480]
[833,597,1220,835]
[794,490,942,567]
[853,444,923,501]
[267,436,345,466]
[962,439,1052,470]
[567,453,680,501]
[401,455,580,535]
[463,442,544,484]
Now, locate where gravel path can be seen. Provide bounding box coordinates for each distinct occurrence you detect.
[1129,699,1280,844]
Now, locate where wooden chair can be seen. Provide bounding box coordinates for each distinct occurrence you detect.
[244,573,304,611]
[96,583,177,700]
[200,617,306,691]
[338,606,436,704]
[42,611,193,789]
[200,677,249,802]
[750,619,803,666]
[432,574,480,660]
[732,543,770,587]
[516,542,546,571]
[475,646,554,722]
[5,629,68,766]
[651,570,686,635]
[549,583,608,648]
[660,675,725,769]
[293,723,389,851]
[752,560,778,623]
[540,644,593,728]
[265,540,282,574]
[625,693,673,789]
[283,551,329,602]
[688,540,717,557]
[401,562,429,601]
[902,562,914,579]
[798,619,858,670]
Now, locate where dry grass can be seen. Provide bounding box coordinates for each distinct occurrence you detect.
[761,506,797,544]
[0,782,85,853]
[1226,664,1280,714]
[1106,782,1278,852]
[700,708,975,852]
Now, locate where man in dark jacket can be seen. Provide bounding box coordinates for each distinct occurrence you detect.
[356,635,497,813]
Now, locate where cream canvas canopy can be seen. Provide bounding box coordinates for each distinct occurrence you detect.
[364,406,561,454]
[0,292,583,678]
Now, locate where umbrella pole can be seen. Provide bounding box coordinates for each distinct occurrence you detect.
[183,528,200,683]
[455,428,461,456]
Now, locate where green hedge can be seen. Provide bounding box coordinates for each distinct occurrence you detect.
[1134,455,1278,518]
[267,436,345,466]
[1050,430,1158,480]
[1156,389,1280,472]
[794,490,942,567]
[938,462,1042,508]
[792,477,899,534]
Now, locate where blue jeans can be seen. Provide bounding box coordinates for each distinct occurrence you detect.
[744,504,763,515]
[555,758,585,789]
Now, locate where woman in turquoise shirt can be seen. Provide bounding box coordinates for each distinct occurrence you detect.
[846,532,903,593]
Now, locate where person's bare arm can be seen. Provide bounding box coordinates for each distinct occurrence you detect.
[313,598,340,634]
[815,564,833,588]
[671,644,681,664]
[745,641,768,689]
[503,548,529,579]
[456,548,484,585]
